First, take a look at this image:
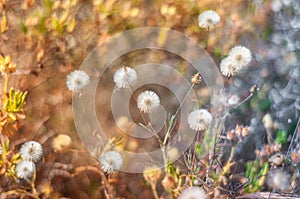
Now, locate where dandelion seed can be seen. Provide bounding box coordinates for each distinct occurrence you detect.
[113,66,137,88]
[198,10,220,29]
[99,151,123,173]
[137,90,160,113]
[188,109,212,131]
[179,187,207,199]
[16,160,35,180]
[228,46,252,68]
[20,141,43,163]
[66,70,90,92]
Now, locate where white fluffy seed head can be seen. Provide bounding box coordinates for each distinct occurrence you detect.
[16,160,36,180]
[188,109,212,131]
[20,141,43,163]
[220,57,238,77]
[113,67,137,88]
[66,70,90,92]
[198,10,220,29]
[99,151,123,174]
[137,90,160,113]
[267,170,291,191]
[179,187,207,199]
[228,46,252,68]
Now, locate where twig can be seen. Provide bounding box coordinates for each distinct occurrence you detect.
[285,118,300,158]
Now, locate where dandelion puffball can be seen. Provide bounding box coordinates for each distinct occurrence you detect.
[198,10,220,29]
[99,151,123,173]
[220,57,238,77]
[16,160,36,180]
[66,70,90,92]
[188,109,212,131]
[179,187,207,199]
[137,90,160,113]
[113,66,137,88]
[20,141,43,163]
[220,46,252,77]
[228,46,252,68]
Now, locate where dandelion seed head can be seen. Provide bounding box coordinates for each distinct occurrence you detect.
[66,70,90,92]
[179,187,207,199]
[188,109,212,131]
[228,46,252,68]
[137,90,160,113]
[20,141,43,163]
[16,160,35,180]
[220,57,238,77]
[99,151,123,173]
[113,66,137,88]
[198,10,220,29]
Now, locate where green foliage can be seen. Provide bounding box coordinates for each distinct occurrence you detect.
[0,140,22,181]
[275,130,287,145]
[167,161,180,178]
[4,88,28,113]
[214,47,222,59]
[245,160,269,193]
[20,21,28,34]
[250,94,271,112]
[261,25,273,41]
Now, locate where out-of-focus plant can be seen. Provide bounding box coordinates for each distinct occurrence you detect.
[0,54,28,182]
[244,160,269,193]
[0,140,21,181]
[20,0,78,60]
[21,0,77,37]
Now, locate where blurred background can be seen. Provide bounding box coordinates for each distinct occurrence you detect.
[0,0,299,198]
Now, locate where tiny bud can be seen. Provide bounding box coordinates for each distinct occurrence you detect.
[250,84,259,94]
[191,73,201,85]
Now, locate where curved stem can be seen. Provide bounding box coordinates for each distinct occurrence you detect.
[151,183,159,199]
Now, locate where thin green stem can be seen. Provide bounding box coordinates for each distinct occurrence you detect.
[231,93,253,110]
[163,84,195,146]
